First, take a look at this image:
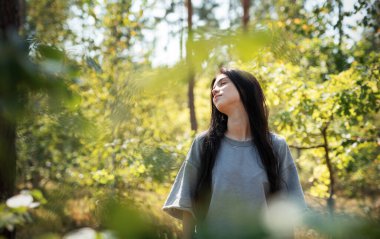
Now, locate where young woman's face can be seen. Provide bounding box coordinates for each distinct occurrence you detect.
[212,74,241,114]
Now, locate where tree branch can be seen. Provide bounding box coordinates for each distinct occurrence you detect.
[288,144,324,150]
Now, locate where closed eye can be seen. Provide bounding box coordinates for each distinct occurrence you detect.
[212,77,229,89]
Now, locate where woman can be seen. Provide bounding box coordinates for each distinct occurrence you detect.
[162,68,307,239]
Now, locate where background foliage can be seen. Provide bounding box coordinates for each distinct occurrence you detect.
[0,0,379,238]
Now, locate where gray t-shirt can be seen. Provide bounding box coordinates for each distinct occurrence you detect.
[162,131,307,238]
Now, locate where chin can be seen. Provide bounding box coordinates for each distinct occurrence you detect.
[216,106,228,114]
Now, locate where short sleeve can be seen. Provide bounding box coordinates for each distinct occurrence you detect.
[162,133,204,220]
[274,135,308,211]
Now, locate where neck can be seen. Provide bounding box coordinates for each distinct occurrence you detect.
[225,105,252,141]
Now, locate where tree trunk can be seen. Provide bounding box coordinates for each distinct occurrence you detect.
[0,1,22,238]
[241,0,250,30]
[0,0,22,200]
[188,70,197,131]
[186,0,197,131]
[322,126,335,214]
[0,116,17,201]
[0,0,21,36]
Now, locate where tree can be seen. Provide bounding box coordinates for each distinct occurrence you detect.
[186,0,198,132]
[1,1,81,237]
[241,0,250,30]
[0,0,23,203]
[0,1,23,238]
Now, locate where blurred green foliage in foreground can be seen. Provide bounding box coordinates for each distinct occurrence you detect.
[0,0,379,238]
[1,190,380,239]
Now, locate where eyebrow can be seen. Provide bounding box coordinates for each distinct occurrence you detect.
[213,77,229,89]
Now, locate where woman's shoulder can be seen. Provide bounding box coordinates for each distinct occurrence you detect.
[194,130,208,143]
[183,130,208,168]
[269,131,285,140]
[269,131,288,148]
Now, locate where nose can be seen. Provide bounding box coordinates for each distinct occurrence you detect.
[212,88,219,96]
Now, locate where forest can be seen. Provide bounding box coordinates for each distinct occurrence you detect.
[0,0,379,238]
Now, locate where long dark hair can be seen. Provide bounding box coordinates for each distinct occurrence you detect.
[193,68,281,222]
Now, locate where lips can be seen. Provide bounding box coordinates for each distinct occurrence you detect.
[213,94,222,100]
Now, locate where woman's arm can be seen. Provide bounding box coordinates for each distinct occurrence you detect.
[183,211,195,239]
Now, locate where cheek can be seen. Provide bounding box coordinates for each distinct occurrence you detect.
[228,87,241,103]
